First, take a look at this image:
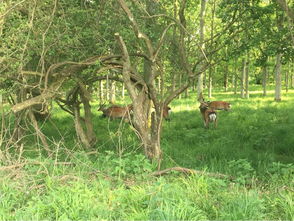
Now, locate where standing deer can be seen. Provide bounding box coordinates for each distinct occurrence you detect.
[198,92,231,111]
[98,104,133,120]
[206,101,231,111]
[199,102,217,129]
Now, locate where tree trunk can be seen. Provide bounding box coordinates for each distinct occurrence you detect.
[208,0,215,99]
[28,110,50,154]
[274,53,282,101]
[245,53,250,99]
[80,91,96,146]
[99,80,104,102]
[290,63,293,88]
[185,79,189,98]
[241,58,246,98]
[115,31,162,163]
[172,74,176,92]
[233,58,237,94]
[224,64,228,92]
[196,0,207,99]
[179,74,182,99]
[106,74,109,101]
[73,103,91,149]
[109,80,115,104]
[122,83,125,99]
[274,0,294,23]
[262,65,268,96]
[208,66,212,98]
[285,68,289,93]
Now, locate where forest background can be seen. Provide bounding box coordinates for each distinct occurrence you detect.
[0,0,293,220]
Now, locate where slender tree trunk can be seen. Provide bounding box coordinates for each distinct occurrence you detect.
[274,0,294,23]
[233,57,238,94]
[203,71,206,89]
[285,68,289,93]
[275,11,284,101]
[241,58,246,98]
[99,80,104,102]
[262,65,268,96]
[245,53,250,99]
[274,53,282,101]
[122,83,125,99]
[208,66,213,98]
[197,0,207,99]
[185,79,189,98]
[172,74,176,92]
[179,74,182,99]
[109,80,115,104]
[208,0,215,99]
[224,63,228,92]
[106,74,109,101]
[290,63,293,88]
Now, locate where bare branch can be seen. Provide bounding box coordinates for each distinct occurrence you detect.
[114,33,139,101]
[117,0,154,56]
[153,22,175,62]
[151,167,232,180]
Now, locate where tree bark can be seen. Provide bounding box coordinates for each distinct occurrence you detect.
[79,85,96,146]
[106,74,110,101]
[208,0,216,98]
[224,63,228,92]
[241,58,246,98]
[121,83,125,99]
[99,80,104,103]
[274,53,283,101]
[274,0,294,23]
[285,68,289,93]
[245,53,250,99]
[73,103,91,149]
[208,66,212,98]
[28,110,51,154]
[109,79,116,104]
[262,65,268,96]
[197,0,207,100]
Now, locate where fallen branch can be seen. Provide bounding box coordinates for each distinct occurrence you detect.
[151,166,233,180]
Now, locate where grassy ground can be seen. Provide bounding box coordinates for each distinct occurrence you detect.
[0,85,293,220]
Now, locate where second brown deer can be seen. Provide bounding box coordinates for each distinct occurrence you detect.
[98,104,133,120]
[199,102,217,129]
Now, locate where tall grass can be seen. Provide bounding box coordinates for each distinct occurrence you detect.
[0,85,293,220]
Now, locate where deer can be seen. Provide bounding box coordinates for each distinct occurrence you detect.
[199,102,217,129]
[198,92,231,111]
[206,101,231,111]
[98,104,133,120]
[162,105,172,121]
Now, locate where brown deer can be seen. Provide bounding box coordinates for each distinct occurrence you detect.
[199,102,217,129]
[162,105,171,121]
[98,104,133,120]
[207,101,231,111]
[198,92,231,111]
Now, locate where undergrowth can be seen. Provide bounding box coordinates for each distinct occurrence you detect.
[0,86,294,220]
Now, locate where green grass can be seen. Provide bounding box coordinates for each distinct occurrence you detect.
[0,85,294,220]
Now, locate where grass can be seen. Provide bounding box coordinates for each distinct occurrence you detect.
[0,85,294,220]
